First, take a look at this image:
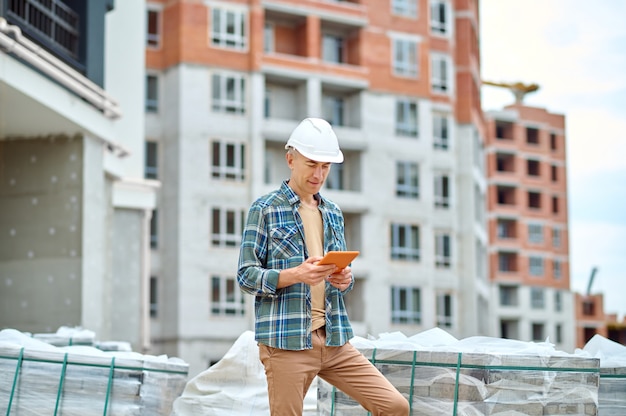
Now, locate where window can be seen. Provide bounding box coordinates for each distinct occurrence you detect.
[530,287,545,309]
[497,219,516,239]
[211,7,247,50]
[501,319,519,339]
[146,9,160,48]
[552,196,559,214]
[211,208,245,247]
[433,113,449,149]
[550,133,558,150]
[434,173,450,208]
[212,73,246,114]
[498,252,517,272]
[528,191,541,209]
[264,23,274,53]
[527,159,540,177]
[435,232,451,268]
[553,259,562,279]
[326,163,345,190]
[551,165,558,182]
[391,223,420,261]
[554,291,562,312]
[322,34,344,63]
[499,285,518,306]
[212,141,245,181]
[496,121,514,140]
[149,276,158,318]
[395,99,418,137]
[436,293,452,328]
[555,324,563,343]
[497,186,515,205]
[431,54,450,93]
[532,323,545,341]
[145,141,158,179]
[391,286,421,324]
[528,224,543,244]
[529,256,544,276]
[392,0,417,17]
[526,127,539,145]
[211,276,245,316]
[496,153,515,172]
[145,74,159,112]
[323,95,345,127]
[150,210,158,249]
[552,228,561,247]
[396,161,419,198]
[430,0,449,34]
[393,38,418,77]
[583,301,595,316]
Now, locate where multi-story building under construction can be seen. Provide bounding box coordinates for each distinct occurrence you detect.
[144,0,490,376]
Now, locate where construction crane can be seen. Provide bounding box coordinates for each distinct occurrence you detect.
[586,266,598,296]
[482,80,540,104]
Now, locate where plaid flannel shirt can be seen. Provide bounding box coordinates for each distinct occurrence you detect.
[237,181,354,350]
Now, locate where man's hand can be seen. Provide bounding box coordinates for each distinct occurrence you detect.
[326,266,353,291]
[277,256,337,288]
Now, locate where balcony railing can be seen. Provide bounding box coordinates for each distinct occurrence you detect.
[7,0,79,60]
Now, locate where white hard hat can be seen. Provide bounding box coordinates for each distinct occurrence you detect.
[285,118,344,163]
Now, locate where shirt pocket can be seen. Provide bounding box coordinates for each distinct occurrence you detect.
[269,225,301,260]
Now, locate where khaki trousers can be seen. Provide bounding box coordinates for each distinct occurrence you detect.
[258,327,410,416]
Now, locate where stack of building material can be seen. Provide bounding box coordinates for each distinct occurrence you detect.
[583,334,626,416]
[0,329,188,415]
[318,331,600,416]
[32,326,97,347]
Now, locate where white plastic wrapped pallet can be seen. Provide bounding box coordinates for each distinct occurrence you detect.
[0,328,188,415]
[582,334,626,416]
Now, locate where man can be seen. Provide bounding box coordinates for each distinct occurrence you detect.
[238,118,409,415]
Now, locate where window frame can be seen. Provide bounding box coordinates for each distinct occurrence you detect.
[435,232,451,268]
[395,98,419,137]
[212,72,246,114]
[391,286,421,324]
[436,293,453,327]
[396,161,419,199]
[434,172,450,208]
[146,8,161,48]
[529,256,544,276]
[392,37,419,78]
[322,33,345,64]
[433,112,449,149]
[391,223,420,261]
[527,223,543,244]
[211,275,246,316]
[430,0,450,35]
[431,53,451,94]
[210,6,248,51]
[530,287,545,309]
[211,207,245,247]
[211,141,246,181]
[391,0,417,18]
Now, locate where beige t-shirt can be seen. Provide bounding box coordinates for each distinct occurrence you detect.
[298,204,326,331]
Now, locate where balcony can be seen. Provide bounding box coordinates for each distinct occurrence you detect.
[6,0,80,69]
[2,0,115,86]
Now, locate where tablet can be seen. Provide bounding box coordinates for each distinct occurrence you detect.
[317,251,360,270]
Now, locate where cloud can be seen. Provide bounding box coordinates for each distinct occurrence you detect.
[566,109,626,176]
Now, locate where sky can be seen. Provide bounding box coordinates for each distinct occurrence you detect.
[480,0,626,319]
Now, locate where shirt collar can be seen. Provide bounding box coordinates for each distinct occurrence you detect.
[281,180,324,208]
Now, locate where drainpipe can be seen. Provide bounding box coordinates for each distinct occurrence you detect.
[0,17,121,119]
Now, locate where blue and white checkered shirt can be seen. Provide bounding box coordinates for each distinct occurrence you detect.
[237,181,354,350]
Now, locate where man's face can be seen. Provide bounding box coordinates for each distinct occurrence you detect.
[286,150,332,197]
